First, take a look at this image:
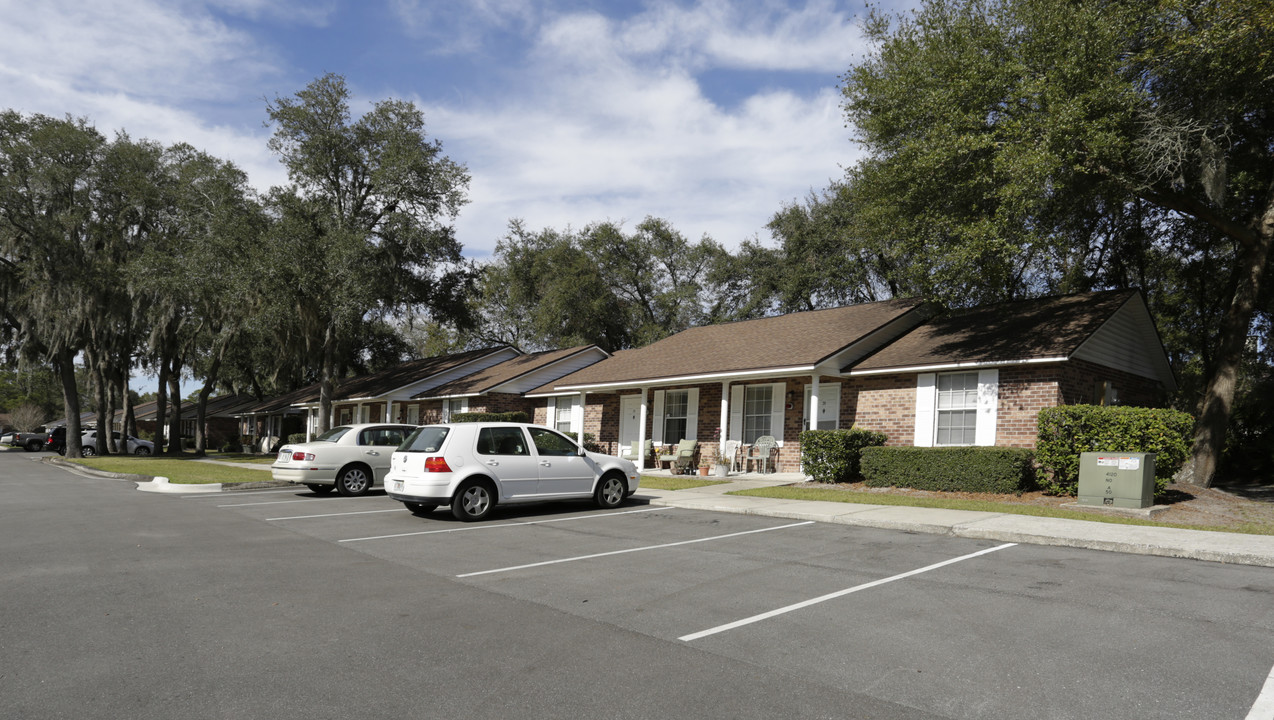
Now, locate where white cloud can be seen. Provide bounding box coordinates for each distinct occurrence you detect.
[425,3,865,257]
[619,0,868,72]
[390,0,539,52]
[0,0,279,103]
[207,0,337,25]
[0,0,289,189]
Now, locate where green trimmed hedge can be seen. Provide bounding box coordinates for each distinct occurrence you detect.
[800,428,888,483]
[860,446,1036,494]
[287,433,307,445]
[563,431,602,453]
[451,411,530,424]
[1035,405,1193,496]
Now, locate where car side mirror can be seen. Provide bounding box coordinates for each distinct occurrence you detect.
[577,445,587,457]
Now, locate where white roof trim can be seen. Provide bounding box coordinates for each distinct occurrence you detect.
[550,364,818,393]
[848,356,1071,376]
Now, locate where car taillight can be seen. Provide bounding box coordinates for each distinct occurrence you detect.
[424,456,451,472]
[292,451,315,461]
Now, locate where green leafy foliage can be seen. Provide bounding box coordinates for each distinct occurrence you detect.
[860,446,1036,494]
[471,217,732,352]
[799,428,888,483]
[836,0,1274,484]
[1035,405,1194,495]
[451,411,529,424]
[561,431,601,452]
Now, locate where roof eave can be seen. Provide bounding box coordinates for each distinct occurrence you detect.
[848,356,1072,376]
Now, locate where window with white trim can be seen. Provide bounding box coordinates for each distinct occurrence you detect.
[663,390,689,444]
[555,396,577,433]
[338,408,352,425]
[743,385,773,444]
[442,398,466,422]
[406,405,419,425]
[935,372,979,445]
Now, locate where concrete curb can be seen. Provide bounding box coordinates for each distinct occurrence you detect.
[637,488,1274,568]
[136,476,222,494]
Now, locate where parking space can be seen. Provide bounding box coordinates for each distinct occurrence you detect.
[180,487,1274,719]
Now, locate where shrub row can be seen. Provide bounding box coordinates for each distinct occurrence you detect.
[799,428,887,483]
[1035,405,1193,496]
[860,446,1036,494]
[451,411,530,424]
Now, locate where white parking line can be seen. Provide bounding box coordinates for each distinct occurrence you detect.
[456,521,815,578]
[1247,662,1274,720]
[268,508,407,521]
[678,542,1018,642]
[340,506,667,543]
[184,489,303,499]
[217,496,383,508]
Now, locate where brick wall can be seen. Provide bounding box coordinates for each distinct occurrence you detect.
[841,375,917,446]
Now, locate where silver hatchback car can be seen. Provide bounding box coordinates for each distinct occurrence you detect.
[385,422,640,521]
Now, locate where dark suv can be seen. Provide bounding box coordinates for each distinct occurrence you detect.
[45,427,66,455]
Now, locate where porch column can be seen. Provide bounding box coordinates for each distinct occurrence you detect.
[386,399,394,424]
[574,391,586,437]
[305,409,313,441]
[719,381,729,457]
[637,387,649,470]
[810,374,820,432]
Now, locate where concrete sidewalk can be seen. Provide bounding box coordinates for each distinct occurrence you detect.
[635,478,1274,568]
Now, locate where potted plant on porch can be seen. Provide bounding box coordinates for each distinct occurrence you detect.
[697,455,712,476]
[704,427,729,477]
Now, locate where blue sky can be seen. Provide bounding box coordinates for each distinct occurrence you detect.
[2,0,917,259]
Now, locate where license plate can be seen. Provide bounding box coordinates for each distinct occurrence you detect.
[391,481,403,493]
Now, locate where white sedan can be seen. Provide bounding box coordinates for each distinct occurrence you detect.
[385,422,640,521]
[80,430,154,456]
[271,424,416,497]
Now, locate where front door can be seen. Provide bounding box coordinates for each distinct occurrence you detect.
[803,384,842,431]
[620,394,641,450]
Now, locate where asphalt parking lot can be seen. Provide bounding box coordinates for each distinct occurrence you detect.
[4,454,1273,719]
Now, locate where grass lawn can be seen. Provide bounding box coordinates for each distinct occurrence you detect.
[729,485,1274,535]
[64,453,275,484]
[640,475,731,491]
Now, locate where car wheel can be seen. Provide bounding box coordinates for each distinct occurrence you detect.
[451,478,495,521]
[304,483,335,495]
[133,446,151,456]
[404,502,437,515]
[594,473,626,509]
[81,446,96,457]
[25,441,42,452]
[335,466,372,497]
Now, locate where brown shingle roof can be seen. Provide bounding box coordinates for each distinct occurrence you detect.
[415,346,600,399]
[850,289,1137,372]
[540,298,926,390]
[332,347,511,401]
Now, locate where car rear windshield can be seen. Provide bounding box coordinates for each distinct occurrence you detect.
[314,426,352,442]
[399,426,450,453]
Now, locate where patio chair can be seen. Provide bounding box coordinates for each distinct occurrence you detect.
[744,435,778,473]
[621,439,653,464]
[658,438,697,474]
[722,439,742,472]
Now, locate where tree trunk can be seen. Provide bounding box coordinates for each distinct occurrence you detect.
[90,365,110,456]
[167,360,182,456]
[155,358,168,454]
[124,388,137,441]
[56,349,83,458]
[1190,187,1274,487]
[318,325,336,434]
[194,356,221,457]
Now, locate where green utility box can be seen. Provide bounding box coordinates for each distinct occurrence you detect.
[1078,452,1156,509]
